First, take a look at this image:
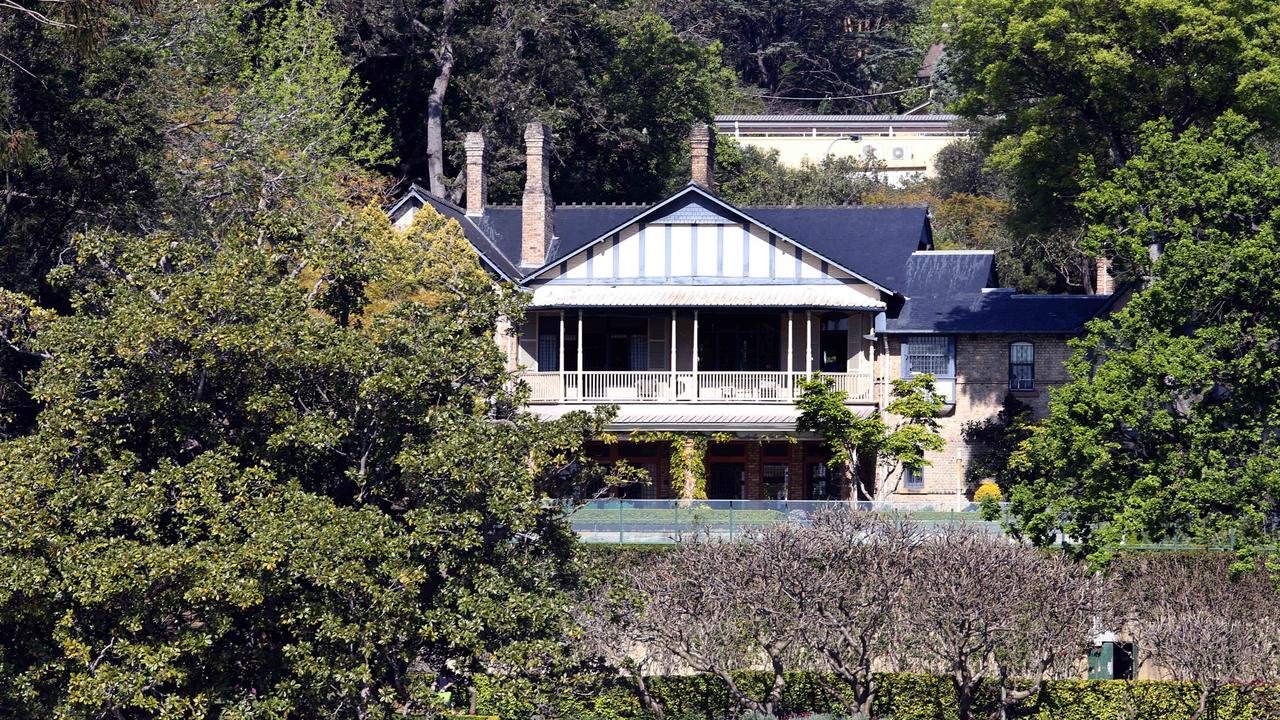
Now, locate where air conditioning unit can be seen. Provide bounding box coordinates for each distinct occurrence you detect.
[891,146,911,161]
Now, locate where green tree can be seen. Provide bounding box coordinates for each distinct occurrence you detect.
[716,141,895,206]
[0,206,619,718]
[329,0,734,203]
[1006,114,1280,565]
[960,393,1034,494]
[654,0,927,112]
[797,374,946,501]
[935,0,1280,230]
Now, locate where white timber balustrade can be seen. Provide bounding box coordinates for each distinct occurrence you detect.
[522,371,873,403]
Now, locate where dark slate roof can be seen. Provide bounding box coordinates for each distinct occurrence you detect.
[404,187,932,287]
[886,251,1109,334]
[388,187,1108,335]
[748,206,932,290]
[497,204,929,288]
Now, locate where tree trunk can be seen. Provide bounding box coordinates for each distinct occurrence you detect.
[425,0,457,197]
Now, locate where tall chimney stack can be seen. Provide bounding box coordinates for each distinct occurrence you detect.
[464,132,487,216]
[1094,256,1114,295]
[690,123,715,190]
[521,122,553,267]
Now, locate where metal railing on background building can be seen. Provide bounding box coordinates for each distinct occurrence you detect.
[565,499,1004,545]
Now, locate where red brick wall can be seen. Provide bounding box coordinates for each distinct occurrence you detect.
[744,443,762,500]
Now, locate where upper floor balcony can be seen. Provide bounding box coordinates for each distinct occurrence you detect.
[516,308,878,406]
[524,369,873,404]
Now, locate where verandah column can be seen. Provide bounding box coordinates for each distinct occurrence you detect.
[670,308,677,401]
[692,309,700,401]
[558,310,565,400]
[786,310,794,399]
[577,309,584,398]
[805,310,813,374]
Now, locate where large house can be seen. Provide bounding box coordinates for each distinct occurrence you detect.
[389,123,1113,505]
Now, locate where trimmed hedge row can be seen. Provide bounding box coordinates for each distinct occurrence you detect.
[474,671,1278,719]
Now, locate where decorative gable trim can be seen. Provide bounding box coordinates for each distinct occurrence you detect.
[520,183,898,295]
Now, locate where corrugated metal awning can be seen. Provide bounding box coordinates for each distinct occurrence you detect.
[528,284,885,310]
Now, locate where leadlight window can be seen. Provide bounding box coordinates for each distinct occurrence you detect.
[904,466,924,490]
[1009,342,1035,391]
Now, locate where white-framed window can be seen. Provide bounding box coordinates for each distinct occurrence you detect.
[902,335,956,403]
[903,335,953,376]
[904,466,924,490]
[1009,342,1035,391]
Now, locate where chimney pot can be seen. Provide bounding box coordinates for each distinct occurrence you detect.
[690,123,716,190]
[464,132,487,216]
[521,122,553,267]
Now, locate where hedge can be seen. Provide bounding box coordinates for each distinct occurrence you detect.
[473,671,1279,719]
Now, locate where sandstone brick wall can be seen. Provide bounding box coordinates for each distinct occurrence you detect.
[881,334,1075,503]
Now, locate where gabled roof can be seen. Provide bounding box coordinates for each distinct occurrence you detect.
[389,184,932,292]
[387,184,520,281]
[884,251,1110,334]
[521,184,910,295]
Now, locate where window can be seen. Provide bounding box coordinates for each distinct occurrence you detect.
[904,466,924,490]
[619,463,658,500]
[902,335,956,403]
[1009,342,1035,391]
[763,464,789,500]
[537,316,560,371]
[904,336,952,376]
[820,315,849,372]
[807,461,832,500]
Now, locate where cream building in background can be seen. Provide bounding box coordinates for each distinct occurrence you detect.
[714,114,967,184]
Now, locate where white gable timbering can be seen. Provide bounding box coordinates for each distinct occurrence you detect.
[539,221,856,285]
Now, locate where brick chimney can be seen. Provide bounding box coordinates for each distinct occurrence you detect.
[464,132,487,216]
[690,123,715,190]
[521,122,553,267]
[1094,256,1114,295]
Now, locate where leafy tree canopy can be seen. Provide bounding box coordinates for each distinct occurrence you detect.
[1006,114,1280,565]
[935,0,1280,230]
[0,204,620,718]
[797,373,945,501]
[654,0,930,112]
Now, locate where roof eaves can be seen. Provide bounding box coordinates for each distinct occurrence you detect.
[520,184,901,296]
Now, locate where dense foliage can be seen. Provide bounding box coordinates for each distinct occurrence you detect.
[653,0,931,112]
[0,1,629,715]
[797,374,946,500]
[935,0,1280,231]
[1006,114,1280,563]
[0,205,626,717]
[473,669,1276,719]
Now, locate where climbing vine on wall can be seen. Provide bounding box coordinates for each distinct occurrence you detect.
[630,431,733,500]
